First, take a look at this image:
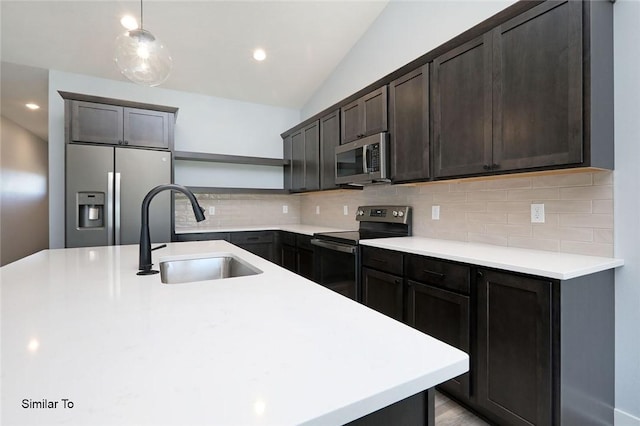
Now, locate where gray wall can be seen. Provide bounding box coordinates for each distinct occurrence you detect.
[0,116,49,266]
[303,1,639,423]
[613,0,640,423]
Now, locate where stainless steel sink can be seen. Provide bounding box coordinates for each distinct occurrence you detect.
[159,254,262,284]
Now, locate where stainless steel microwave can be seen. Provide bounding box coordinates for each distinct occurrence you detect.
[335,133,389,185]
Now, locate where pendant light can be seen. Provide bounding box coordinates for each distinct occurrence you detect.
[114,0,172,87]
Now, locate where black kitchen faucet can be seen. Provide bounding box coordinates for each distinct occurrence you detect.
[137,184,205,275]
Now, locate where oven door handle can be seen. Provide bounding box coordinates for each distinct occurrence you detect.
[310,239,357,254]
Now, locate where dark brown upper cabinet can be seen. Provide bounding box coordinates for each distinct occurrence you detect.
[70,100,173,150]
[433,34,492,178]
[284,120,320,193]
[433,1,610,179]
[319,110,341,190]
[341,86,388,144]
[389,65,430,183]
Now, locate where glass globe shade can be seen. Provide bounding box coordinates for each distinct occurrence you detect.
[114,29,172,87]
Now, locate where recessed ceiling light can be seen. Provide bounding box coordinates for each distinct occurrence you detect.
[253,48,267,62]
[120,15,138,30]
[25,103,40,110]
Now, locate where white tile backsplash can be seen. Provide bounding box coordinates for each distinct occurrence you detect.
[176,170,614,257]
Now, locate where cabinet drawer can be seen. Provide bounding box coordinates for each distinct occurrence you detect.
[405,255,470,294]
[174,232,230,242]
[230,231,274,245]
[281,231,296,246]
[361,246,403,276]
[296,234,313,251]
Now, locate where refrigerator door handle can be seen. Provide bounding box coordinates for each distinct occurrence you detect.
[107,172,114,245]
[114,172,122,245]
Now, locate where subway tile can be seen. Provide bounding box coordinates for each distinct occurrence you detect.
[560,241,613,257]
[506,188,560,201]
[543,200,592,213]
[486,201,531,212]
[532,172,592,188]
[442,202,487,213]
[532,226,593,242]
[560,185,612,200]
[559,213,613,228]
[594,229,614,244]
[418,182,451,194]
[432,192,467,203]
[484,176,532,190]
[508,236,559,252]
[449,180,487,193]
[592,199,613,214]
[468,233,508,246]
[593,171,613,186]
[485,223,533,237]
[466,190,507,201]
[468,212,508,224]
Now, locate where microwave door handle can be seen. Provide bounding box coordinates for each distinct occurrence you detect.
[362,146,369,173]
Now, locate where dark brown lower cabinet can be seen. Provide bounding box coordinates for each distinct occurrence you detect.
[230,231,278,263]
[295,234,315,281]
[361,267,403,321]
[406,280,470,401]
[476,269,554,426]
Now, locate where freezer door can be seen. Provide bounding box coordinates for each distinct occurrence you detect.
[116,148,172,245]
[65,144,114,248]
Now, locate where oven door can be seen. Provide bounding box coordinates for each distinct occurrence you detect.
[311,239,359,301]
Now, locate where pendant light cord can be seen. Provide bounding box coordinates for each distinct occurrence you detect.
[140,0,144,30]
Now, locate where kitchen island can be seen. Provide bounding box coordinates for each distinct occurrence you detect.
[0,240,468,425]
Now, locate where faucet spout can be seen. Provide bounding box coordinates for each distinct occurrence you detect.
[137,184,205,275]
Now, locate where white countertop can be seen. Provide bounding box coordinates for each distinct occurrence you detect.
[0,241,467,426]
[175,224,349,236]
[361,237,624,280]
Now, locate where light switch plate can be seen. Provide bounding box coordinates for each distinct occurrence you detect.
[432,205,440,220]
[282,205,288,214]
[531,203,545,223]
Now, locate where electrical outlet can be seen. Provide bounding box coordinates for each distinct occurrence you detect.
[343,205,349,216]
[315,205,320,215]
[282,205,288,214]
[208,206,215,215]
[432,205,440,220]
[531,203,545,223]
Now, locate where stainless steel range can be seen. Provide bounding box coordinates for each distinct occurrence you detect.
[311,206,412,301]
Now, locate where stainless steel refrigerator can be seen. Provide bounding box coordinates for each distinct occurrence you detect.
[65,144,172,248]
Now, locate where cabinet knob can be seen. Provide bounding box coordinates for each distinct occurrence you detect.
[124,140,129,145]
[483,164,490,170]
[118,140,123,145]
[491,163,499,170]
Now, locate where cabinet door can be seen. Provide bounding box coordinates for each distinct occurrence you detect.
[320,110,340,190]
[389,65,429,182]
[406,280,470,400]
[362,86,388,136]
[231,231,275,262]
[341,99,362,144]
[476,269,553,426]
[291,130,305,191]
[281,244,297,272]
[361,267,403,321]
[433,34,493,178]
[493,1,583,172]
[71,101,123,145]
[123,108,171,149]
[283,135,293,191]
[297,248,314,281]
[303,121,320,192]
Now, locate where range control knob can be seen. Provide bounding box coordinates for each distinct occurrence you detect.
[392,211,398,217]
[398,211,405,217]
[357,210,365,216]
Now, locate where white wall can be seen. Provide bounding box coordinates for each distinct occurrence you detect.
[301,0,516,119]
[303,0,640,423]
[0,116,49,265]
[48,70,299,248]
[613,0,640,423]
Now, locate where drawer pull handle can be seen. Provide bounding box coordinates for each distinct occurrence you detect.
[246,237,260,241]
[372,258,388,264]
[423,269,445,280]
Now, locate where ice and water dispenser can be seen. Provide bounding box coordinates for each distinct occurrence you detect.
[77,192,105,228]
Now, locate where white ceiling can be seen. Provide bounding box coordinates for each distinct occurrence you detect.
[1,0,389,141]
